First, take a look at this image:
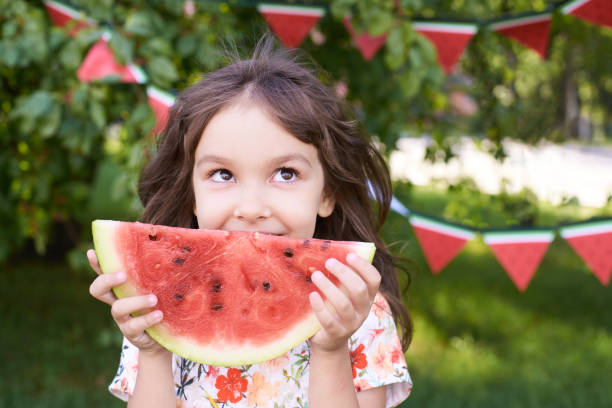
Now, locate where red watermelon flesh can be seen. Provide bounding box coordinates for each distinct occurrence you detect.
[414,30,474,74]
[565,232,612,285]
[77,39,141,83]
[488,242,551,291]
[568,0,612,29]
[92,220,375,366]
[261,12,321,48]
[496,19,551,59]
[412,226,469,273]
[342,17,388,61]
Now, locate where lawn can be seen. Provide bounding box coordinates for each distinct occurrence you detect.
[1,185,611,407]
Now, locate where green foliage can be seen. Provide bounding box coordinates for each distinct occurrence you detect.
[1,0,610,262]
[0,0,238,262]
[451,178,539,227]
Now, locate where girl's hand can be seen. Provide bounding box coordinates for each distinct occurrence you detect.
[308,252,381,352]
[87,249,168,355]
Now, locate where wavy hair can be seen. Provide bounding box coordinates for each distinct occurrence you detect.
[138,35,412,350]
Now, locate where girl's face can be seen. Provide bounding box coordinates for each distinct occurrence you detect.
[192,102,335,239]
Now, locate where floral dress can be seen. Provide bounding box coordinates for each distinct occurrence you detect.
[109,293,412,408]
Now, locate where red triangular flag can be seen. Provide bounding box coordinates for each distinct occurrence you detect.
[410,214,475,274]
[560,220,612,285]
[342,17,388,61]
[484,231,554,291]
[413,22,477,74]
[490,13,552,59]
[77,34,147,84]
[258,4,325,48]
[147,86,175,134]
[44,0,96,37]
[562,0,612,28]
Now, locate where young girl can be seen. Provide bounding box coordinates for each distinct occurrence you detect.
[88,36,413,408]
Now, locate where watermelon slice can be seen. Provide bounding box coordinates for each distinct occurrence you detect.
[92,220,375,366]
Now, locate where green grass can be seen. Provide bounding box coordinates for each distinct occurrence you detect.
[0,262,124,408]
[1,184,611,407]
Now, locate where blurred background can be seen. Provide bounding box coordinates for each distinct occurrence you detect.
[1,0,611,407]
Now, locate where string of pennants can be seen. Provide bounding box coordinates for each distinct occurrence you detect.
[45,0,611,131]
[44,1,612,291]
[389,198,612,291]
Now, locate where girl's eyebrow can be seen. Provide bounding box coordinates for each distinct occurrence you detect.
[195,153,312,168]
[271,154,312,168]
[195,155,228,168]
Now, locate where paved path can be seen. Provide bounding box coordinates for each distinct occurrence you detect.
[390,137,612,208]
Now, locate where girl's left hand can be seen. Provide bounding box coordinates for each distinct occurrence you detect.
[308,252,381,352]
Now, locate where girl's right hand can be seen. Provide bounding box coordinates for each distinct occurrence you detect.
[87,249,168,355]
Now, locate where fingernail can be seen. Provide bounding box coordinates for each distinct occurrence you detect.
[149,295,157,305]
[347,253,357,263]
[311,271,323,282]
[117,272,126,280]
[325,258,338,269]
[153,310,163,321]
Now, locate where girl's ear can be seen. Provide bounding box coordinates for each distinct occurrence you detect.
[317,194,335,218]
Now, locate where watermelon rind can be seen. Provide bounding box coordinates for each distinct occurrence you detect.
[91,219,376,366]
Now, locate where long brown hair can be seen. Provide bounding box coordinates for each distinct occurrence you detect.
[138,35,412,350]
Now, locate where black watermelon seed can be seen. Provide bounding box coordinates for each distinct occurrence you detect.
[182,246,191,252]
[149,234,157,241]
[174,293,184,300]
[321,240,331,250]
[173,258,185,265]
[263,281,271,291]
[212,282,222,292]
[211,304,222,311]
[283,248,294,257]
[302,239,310,248]
[305,276,312,283]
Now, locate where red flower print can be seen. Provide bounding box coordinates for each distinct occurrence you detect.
[206,365,220,378]
[215,368,248,403]
[349,344,368,378]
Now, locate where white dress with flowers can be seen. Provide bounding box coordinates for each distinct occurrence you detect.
[108,293,412,408]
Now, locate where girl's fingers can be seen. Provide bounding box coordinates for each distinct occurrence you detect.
[89,272,126,305]
[110,295,158,325]
[345,253,381,298]
[119,310,163,339]
[324,257,370,311]
[311,271,356,324]
[87,249,102,275]
[309,291,345,338]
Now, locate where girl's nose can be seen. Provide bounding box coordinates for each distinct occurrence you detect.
[233,186,272,222]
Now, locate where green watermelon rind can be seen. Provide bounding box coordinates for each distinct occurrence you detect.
[92,219,376,366]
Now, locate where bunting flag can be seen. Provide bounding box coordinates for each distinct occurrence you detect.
[342,17,388,61]
[44,0,96,37]
[561,0,612,28]
[483,230,555,291]
[391,196,411,217]
[560,220,612,285]
[413,22,478,74]
[147,86,175,134]
[257,4,325,48]
[409,213,475,274]
[490,13,552,59]
[77,33,147,84]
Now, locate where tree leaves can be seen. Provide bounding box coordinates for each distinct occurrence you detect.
[148,56,179,88]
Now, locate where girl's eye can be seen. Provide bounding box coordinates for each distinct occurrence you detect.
[273,167,298,182]
[209,169,234,182]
